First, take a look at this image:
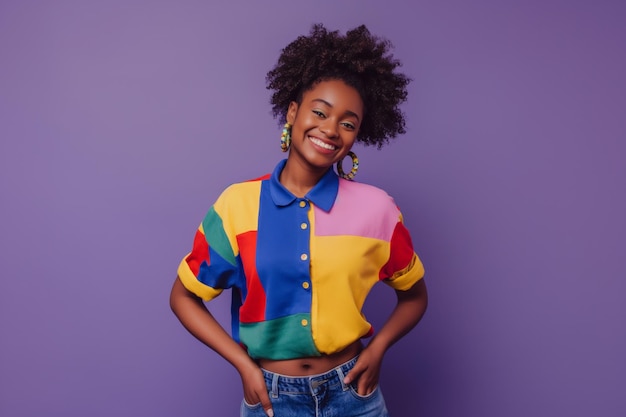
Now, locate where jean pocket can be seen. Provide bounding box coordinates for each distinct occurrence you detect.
[242,398,263,409]
[349,384,380,400]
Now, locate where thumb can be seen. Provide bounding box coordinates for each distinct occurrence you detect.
[343,362,364,385]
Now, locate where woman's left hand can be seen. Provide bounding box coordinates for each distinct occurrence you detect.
[342,346,383,396]
[343,280,429,396]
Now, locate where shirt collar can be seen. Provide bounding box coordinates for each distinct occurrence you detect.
[269,159,339,212]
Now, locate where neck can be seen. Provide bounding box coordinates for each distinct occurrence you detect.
[280,158,330,198]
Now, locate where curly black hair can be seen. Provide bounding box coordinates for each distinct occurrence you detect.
[266,24,411,148]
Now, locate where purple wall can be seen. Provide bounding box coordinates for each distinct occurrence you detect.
[1,1,624,416]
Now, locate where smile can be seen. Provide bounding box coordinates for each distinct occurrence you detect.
[308,136,337,151]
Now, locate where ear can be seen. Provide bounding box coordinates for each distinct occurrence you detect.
[286,101,298,125]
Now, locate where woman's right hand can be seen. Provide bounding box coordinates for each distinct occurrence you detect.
[240,363,274,417]
[170,278,274,415]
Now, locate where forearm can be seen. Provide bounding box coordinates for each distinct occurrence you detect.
[367,278,428,355]
[344,279,428,391]
[169,277,257,374]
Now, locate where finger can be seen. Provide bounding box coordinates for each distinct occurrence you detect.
[357,377,369,396]
[257,389,274,417]
[355,369,376,395]
[358,380,377,396]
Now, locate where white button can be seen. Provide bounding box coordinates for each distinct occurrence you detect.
[299,201,306,208]
[301,319,308,326]
[300,223,308,230]
[300,254,308,261]
[302,282,310,289]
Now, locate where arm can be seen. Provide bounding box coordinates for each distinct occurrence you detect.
[169,277,274,417]
[344,278,428,395]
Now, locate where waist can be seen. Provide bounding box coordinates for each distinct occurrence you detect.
[261,355,359,394]
[257,340,363,376]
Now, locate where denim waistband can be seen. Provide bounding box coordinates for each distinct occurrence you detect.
[261,356,358,397]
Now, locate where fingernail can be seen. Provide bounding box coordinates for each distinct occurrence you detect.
[267,409,274,417]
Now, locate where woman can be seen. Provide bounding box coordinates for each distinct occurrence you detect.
[170,24,428,417]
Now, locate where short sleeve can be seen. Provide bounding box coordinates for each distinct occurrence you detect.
[379,213,425,291]
[177,192,242,301]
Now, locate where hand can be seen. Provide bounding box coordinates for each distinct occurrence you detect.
[240,364,274,417]
[343,347,383,396]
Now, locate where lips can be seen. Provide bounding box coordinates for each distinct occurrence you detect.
[308,135,337,151]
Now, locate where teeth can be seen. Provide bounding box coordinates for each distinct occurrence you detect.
[309,136,336,150]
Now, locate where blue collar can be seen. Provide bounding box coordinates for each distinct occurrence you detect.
[268,159,339,212]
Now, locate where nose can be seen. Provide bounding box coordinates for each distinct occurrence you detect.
[319,120,338,138]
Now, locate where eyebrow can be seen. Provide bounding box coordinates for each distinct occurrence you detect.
[311,98,361,122]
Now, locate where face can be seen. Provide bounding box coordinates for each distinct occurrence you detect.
[286,79,364,174]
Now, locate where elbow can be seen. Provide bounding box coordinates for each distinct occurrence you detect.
[418,278,429,312]
[169,276,183,316]
[402,278,428,317]
[169,276,203,316]
[417,280,429,323]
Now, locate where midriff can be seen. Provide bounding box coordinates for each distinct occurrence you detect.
[257,340,363,376]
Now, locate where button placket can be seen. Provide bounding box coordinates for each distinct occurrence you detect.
[296,199,310,264]
[295,198,312,299]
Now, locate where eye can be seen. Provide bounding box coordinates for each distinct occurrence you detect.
[341,122,356,130]
[312,110,326,118]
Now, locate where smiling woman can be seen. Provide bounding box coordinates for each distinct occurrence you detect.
[170,24,428,417]
[280,80,363,196]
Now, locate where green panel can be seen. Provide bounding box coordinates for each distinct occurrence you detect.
[240,314,320,360]
[202,206,236,266]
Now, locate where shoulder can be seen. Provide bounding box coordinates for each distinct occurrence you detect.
[217,173,270,200]
[220,174,270,199]
[321,179,402,242]
[337,179,399,213]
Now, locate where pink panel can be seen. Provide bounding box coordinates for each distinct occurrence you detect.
[314,180,400,241]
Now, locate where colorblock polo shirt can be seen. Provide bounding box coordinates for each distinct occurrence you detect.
[178,159,425,360]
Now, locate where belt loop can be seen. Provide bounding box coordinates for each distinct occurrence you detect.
[271,372,279,398]
[335,364,350,391]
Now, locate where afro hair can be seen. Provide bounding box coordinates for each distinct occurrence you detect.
[266,24,411,148]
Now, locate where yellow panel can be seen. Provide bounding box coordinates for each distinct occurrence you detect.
[212,181,262,255]
[177,257,223,301]
[309,235,389,353]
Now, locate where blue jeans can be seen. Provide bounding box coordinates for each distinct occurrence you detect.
[240,356,389,417]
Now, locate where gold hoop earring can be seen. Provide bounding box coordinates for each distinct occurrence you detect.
[336,151,359,180]
[280,123,291,152]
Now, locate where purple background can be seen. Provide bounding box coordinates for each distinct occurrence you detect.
[1,1,625,416]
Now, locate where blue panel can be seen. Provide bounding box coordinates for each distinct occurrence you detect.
[256,180,312,320]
